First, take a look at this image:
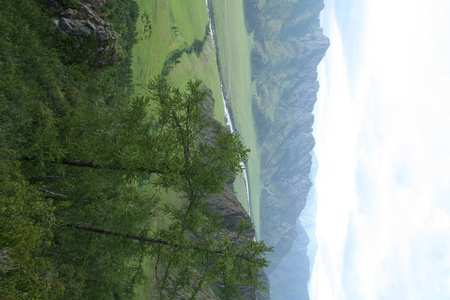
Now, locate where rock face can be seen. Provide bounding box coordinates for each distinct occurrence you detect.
[202,89,268,300]
[243,0,328,299]
[208,178,261,300]
[46,0,120,66]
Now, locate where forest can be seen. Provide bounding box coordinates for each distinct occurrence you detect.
[0,0,270,298]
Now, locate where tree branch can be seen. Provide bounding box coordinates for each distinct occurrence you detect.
[38,188,68,198]
[60,222,263,263]
[20,157,164,174]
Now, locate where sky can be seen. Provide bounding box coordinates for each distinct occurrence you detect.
[310,0,450,299]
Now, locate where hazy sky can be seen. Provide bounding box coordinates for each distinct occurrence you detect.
[311,0,450,299]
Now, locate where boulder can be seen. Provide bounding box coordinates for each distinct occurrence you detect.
[45,0,121,66]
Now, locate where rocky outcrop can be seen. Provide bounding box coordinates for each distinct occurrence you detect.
[208,178,258,300]
[203,89,269,300]
[45,0,121,66]
[243,0,328,299]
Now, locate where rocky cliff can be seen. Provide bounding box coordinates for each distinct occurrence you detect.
[200,89,270,300]
[45,0,122,66]
[243,0,329,298]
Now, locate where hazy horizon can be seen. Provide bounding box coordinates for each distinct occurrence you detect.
[311,0,450,299]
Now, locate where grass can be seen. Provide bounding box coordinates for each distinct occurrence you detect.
[131,0,224,120]
[134,176,184,299]
[166,35,224,120]
[211,0,261,237]
[130,0,229,298]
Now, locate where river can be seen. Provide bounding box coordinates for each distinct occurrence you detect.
[205,0,253,223]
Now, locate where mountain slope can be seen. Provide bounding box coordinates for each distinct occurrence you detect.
[243,0,329,298]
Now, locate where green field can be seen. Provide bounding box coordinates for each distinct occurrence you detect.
[129,0,262,296]
[0,0,265,297]
[210,0,261,237]
[131,0,259,218]
[131,0,224,120]
[130,0,229,297]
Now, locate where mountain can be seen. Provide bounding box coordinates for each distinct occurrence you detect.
[242,0,329,298]
[269,154,319,299]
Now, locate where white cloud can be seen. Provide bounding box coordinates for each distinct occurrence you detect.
[311,3,361,298]
[312,0,450,299]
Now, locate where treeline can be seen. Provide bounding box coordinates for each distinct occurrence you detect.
[100,0,140,94]
[0,0,142,297]
[0,1,270,299]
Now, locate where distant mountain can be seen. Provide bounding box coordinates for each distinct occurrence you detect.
[269,154,319,299]
[242,0,328,299]
[301,153,319,275]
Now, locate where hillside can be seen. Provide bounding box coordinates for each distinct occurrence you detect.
[0,0,269,298]
[1,0,328,298]
[243,0,329,298]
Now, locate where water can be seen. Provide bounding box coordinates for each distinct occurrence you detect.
[205,0,253,222]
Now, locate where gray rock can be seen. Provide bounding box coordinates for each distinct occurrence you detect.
[59,18,92,37]
[61,8,77,18]
[85,20,97,30]
[108,54,119,63]
[79,3,95,20]
[79,3,105,26]
[58,17,73,32]
[96,30,108,41]
[52,17,60,26]
[45,0,123,67]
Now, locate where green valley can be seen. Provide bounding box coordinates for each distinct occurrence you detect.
[1,0,329,298]
[0,0,270,299]
[131,0,223,120]
[209,0,262,236]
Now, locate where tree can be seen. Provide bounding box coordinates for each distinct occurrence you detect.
[146,77,270,298]
[55,76,271,298]
[0,162,68,299]
[6,72,270,298]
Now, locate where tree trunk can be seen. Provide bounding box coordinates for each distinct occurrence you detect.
[60,222,258,262]
[61,222,173,246]
[20,157,163,174]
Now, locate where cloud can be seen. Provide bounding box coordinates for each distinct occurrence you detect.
[311,2,361,298]
[332,0,367,84]
[312,0,450,299]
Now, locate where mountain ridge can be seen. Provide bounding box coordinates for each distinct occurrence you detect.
[242,0,329,298]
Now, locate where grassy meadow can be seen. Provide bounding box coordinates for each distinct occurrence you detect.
[0,0,268,297]
[130,0,261,221]
[131,0,224,120]
[130,0,226,297]
[210,0,261,236]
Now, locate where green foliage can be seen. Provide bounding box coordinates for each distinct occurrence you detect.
[143,77,268,299]
[0,163,64,299]
[0,0,146,297]
[100,0,140,96]
[1,0,270,297]
[149,76,249,195]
